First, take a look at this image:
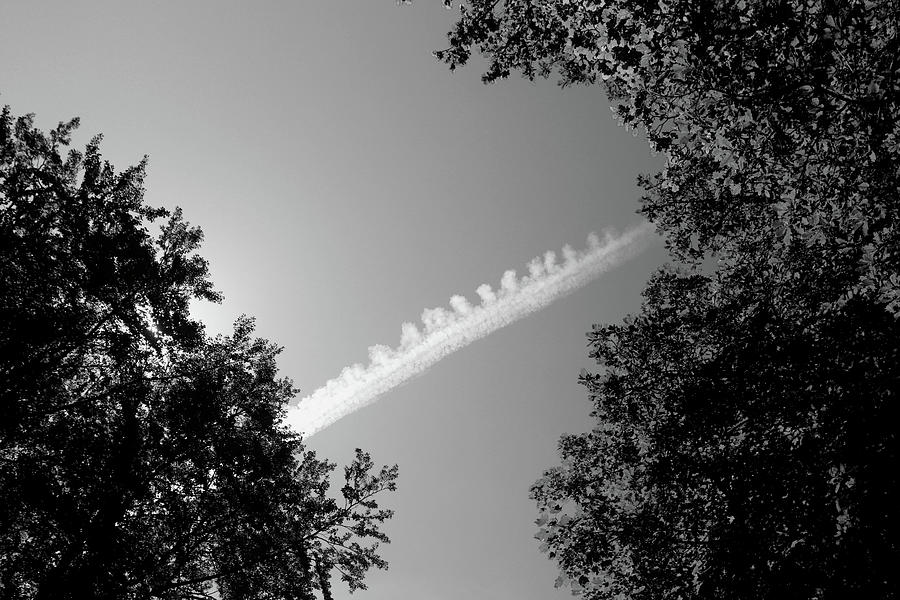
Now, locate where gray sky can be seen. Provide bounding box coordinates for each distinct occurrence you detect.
[0,1,664,598]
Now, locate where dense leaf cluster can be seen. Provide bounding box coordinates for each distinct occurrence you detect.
[434,0,900,311]
[0,107,397,600]
[532,266,898,598]
[429,0,900,597]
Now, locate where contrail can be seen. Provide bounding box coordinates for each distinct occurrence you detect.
[285,222,655,437]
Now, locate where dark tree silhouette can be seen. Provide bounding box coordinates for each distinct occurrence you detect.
[531,264,898,598]
[0,107,397,600]
[431,0,900,312]
[424,0,900,597]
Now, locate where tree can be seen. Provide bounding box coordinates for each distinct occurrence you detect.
[0,106,397,599]
[431,0,900,312]
[531,264,898,598]
[424,0,900,597]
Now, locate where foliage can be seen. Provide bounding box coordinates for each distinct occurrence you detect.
[431,0,900,312]
[424,0,900,597]
[531,265,898,598]
[0,107,397,600]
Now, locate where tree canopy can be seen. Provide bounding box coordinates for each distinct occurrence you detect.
[434,0,899,312]
[0,107,397,600]
[429,0,900,597]
[531,264,898,598]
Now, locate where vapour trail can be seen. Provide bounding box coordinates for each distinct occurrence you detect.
[285,222,655,437]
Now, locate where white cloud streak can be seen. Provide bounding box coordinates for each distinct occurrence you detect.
[285,222,655,437]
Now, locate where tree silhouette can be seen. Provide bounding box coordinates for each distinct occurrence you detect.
[0,106,397,600]
[429,1,900,597]
[532,264,898,598]
[433,0,900,312]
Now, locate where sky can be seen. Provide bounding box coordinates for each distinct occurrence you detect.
[0,2,665,598]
